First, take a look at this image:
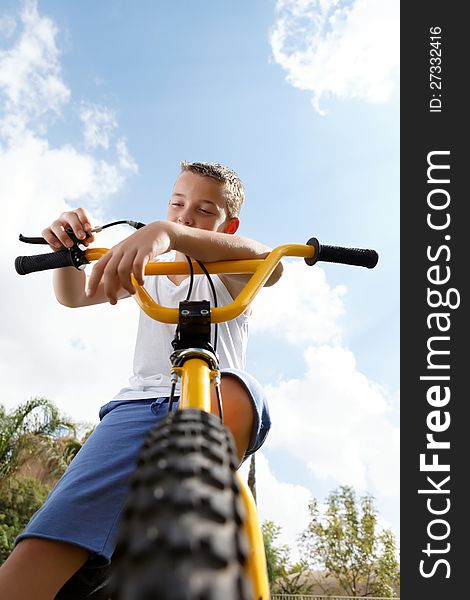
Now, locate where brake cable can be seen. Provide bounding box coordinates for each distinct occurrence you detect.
[194,259,219,353]
[168,255,221,418]
[195,260,223,422]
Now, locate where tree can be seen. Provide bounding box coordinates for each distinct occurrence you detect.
[275,560,314,595]
[18,434,84,487]
[247,453,256,503]
[0,475,49,562]
[262,520,290,585]
[299,485,400,597]
[0,398,89,561]
[0,397,77,479]
[262,520,314,595]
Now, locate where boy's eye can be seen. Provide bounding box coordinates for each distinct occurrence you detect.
[198,208,212,214]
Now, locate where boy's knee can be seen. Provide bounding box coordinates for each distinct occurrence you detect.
[210,374,255,463]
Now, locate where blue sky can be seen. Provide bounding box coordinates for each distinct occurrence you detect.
[1,0,399,559]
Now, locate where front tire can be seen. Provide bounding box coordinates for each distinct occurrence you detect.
[110,409,252,600]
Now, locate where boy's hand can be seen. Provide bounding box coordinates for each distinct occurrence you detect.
[86,221,172,304]
[42,208,95,251]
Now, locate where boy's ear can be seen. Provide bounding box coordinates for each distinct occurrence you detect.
[224,217,239,235]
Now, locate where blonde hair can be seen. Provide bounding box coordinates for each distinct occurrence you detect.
[179,161,244,218]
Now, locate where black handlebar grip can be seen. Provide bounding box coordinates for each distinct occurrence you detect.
[305,238,378,269]
[15,250,75,275]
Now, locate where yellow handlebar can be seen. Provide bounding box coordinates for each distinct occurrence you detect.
[85,244,315,324]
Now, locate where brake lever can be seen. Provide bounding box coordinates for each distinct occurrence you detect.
[19,227,93,246]
[19,234,49,245]
[19,220,146,245]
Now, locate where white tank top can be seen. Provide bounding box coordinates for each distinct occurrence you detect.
[113,254,249,400]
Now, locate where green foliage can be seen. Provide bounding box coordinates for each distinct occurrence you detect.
[0,475,49,562]
[0,399,90,562]
[275,560,314,595]
[0,397,77,479]
[262,520,290,584]
[247,454,256,503]
[262,520,314,594]
[373,529,401,597]
[299,485,400,597]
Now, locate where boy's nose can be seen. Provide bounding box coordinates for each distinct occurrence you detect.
[177,213,194,226]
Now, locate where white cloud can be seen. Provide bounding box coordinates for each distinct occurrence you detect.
[0,1,138,424]
[79,102,118,150]
[0,0,70,139]
[264,345,399,498]
[249,260,399,510]
[0,13,17,38]
[240,452,311,562]
[250,260,346,346]
[116,138,138,173]
[270,0,399,114]
[246,257,399,549]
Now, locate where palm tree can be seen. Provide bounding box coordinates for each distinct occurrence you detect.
[0,398,86,561]
[0,397,78,480]
[248,453,257,503]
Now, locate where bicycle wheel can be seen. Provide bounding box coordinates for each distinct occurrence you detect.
[110,409,253,600]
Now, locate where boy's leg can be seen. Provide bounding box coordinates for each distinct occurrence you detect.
[210,374,255,464]
[0,538,90,600]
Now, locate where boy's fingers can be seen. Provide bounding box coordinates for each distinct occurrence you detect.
[75,216,95,245]
[133,252,148,287]
[87,252,111,296]
[48,222,72,248]
[65,211,90,241]
[41,227,63,250]
[42,209,95,252]
[50,216,83,248]
[103,251,128,303]
[87,241,145,302]
[117,250,139,295]
[82,233,95,246]
[107,274,121,305]
[75,207,93,228]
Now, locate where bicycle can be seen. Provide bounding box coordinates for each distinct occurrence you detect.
[15,223,378,599]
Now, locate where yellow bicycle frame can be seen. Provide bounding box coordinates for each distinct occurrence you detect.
[85,243,316,599]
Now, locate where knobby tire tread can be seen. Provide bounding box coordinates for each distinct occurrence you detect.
[109,409,252,600]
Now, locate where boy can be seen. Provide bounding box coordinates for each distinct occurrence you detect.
[0,161,280,599]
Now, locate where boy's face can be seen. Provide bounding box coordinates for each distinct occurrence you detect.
[167,171,239,234]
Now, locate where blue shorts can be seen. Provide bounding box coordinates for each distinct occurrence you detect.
[15,369,270,566]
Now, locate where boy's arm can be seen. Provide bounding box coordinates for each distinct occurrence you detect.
[87,220,283,304]
[43,208,131,308]
[53,268,131,307]
[164,222,283,299]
